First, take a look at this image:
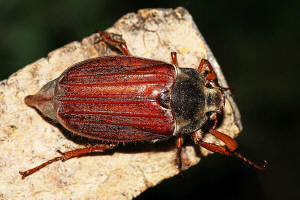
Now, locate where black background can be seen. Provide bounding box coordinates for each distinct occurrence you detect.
[0,1,299,199]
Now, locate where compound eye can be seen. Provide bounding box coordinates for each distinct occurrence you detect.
[205,82,213,88]
[205,111,214,118]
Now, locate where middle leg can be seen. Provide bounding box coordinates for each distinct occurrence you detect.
[171,52,179,66]
[176,134,184,172]
[96,31,131,56]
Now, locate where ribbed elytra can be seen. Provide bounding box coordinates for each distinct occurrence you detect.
[55,56,176,142]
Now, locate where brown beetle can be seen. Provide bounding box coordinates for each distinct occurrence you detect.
[19,31,267,178]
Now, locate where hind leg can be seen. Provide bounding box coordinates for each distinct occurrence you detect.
[19,144,116,179]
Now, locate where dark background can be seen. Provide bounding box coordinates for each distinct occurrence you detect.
[1,1,299,199]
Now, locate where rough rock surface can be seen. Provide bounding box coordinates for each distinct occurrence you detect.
[0,7,241,200]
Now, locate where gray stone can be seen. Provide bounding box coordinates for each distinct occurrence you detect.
[0,7,241,200]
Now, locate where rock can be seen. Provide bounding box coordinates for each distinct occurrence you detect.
[0,7,241,200]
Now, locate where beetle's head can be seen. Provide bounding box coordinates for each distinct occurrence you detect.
[202,81,223,119]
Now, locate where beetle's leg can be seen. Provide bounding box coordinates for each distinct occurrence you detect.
[96,31,131,56]
[176,135,184,172]
[208,113,237,151]
[198,59,230,112]
[19,144,116,179]
[209,128,237,151]
[56,144,116,161]
[198,59,226,108]
[198,59,219,86]
[171,52,179,66]
[193,132,267,170]
[198,59,235,93]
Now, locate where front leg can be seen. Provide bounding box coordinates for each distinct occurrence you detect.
[193,132,267,170]
[198,59,219,86]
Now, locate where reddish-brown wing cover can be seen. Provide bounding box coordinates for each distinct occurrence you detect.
[55,56,176,142]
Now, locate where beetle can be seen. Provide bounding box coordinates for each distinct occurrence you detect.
[19,31,267,178]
